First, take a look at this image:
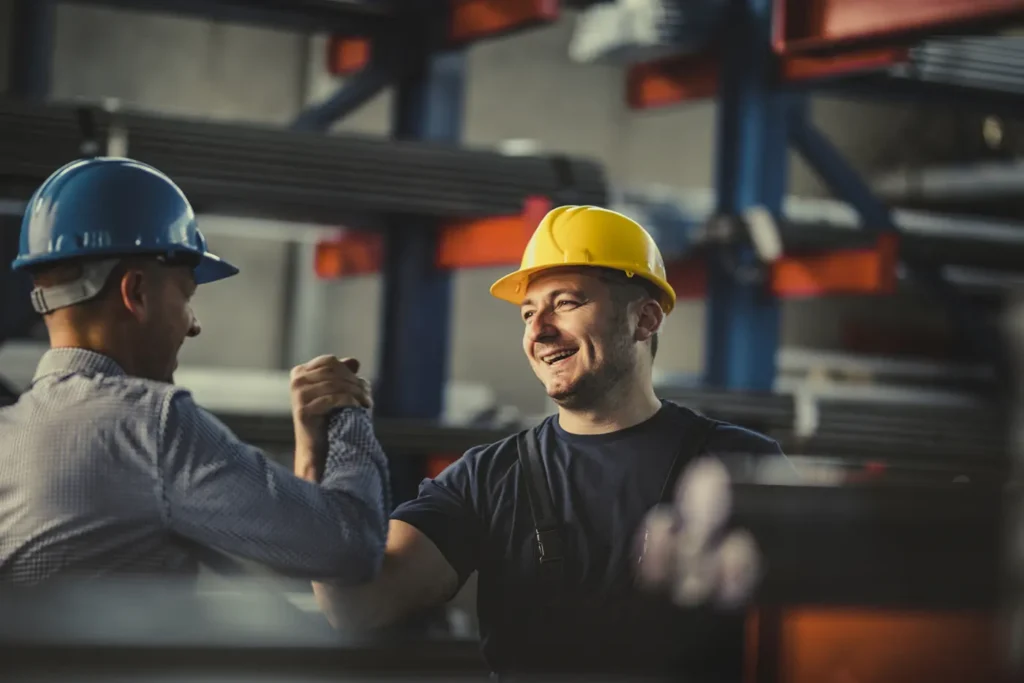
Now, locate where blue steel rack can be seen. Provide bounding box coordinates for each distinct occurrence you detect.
[627,0,1024,393]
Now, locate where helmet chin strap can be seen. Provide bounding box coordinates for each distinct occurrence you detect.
[30,259,120,314]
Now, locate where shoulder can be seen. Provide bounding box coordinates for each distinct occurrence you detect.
[434,421,538,491]
[662,400,784,457]
[37,370,186,424]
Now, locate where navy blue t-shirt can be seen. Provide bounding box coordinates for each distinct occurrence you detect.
[391,400,784,677]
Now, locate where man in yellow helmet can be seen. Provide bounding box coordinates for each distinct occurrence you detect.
[309,206,791,679]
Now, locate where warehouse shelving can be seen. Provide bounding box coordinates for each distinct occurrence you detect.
[5,0,1024,476]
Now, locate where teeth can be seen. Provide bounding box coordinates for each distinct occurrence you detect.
[544,350,576,364]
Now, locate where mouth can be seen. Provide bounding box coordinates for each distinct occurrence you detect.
[540,348,579,366]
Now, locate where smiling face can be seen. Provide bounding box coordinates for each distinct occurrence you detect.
[520,267,658,410]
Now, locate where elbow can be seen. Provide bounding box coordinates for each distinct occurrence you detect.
[323,520,386,585]
[353,532,386,584]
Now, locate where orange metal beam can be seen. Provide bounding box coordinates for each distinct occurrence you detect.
[627,50,721,110]
[664,236,898,300]
[781,46,909,82]
[770,233,899,298]
[315,198,551,278]
[627,45,909,110]
[775,0,1024,56]
[327,1,559,78]
[437,196,551,269]
[326,36,371,76]
[314,231,383,278]
[449,0,559,45]
[313,216,528,276]
[762,608,1001,683]
[318,214,896,301]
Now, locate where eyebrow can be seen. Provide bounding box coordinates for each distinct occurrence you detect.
[520,287,585,308]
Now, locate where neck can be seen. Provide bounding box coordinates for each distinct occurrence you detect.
[557,374,662,435]
[47,321,138,376]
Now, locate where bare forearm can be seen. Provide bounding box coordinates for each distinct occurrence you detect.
[312,520,461,632]
[313,579,411,631]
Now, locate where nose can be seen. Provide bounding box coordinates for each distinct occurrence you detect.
[525,310,558,345]
[187,310,202,338]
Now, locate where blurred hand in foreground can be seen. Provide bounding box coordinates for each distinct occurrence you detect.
[637,457,761,609]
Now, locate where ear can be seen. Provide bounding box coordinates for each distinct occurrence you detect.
[634,298,664,344]
[118,267,152,322]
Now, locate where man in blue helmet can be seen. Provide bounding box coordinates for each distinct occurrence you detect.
[0,157,390,585]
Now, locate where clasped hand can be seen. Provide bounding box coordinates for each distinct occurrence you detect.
[289,355,372,480]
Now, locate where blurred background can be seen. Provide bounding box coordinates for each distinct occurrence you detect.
[0,1,1023,682]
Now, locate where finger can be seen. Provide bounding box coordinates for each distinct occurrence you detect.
[294,377,367,404]
[290,354,338,379]
[636,505,679,589]
[301,394,360,417]
[671,543,720,608]
[298,380,372,410]
[674,456,732,551]
[291,362,361,387]
[339,357,360,374]
[294,390,368,421]
[715,529,762,609]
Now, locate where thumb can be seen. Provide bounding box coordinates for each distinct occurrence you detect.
[339,357,361,374]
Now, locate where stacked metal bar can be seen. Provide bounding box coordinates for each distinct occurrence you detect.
[899,36,1024,97]
[215,389,1010,473]
[0,97,608,225]
[659,387,1009,468]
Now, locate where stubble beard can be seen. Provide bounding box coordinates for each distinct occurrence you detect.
[548,318,636,412]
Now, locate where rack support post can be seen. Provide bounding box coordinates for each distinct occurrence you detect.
[375,47,465,502]
[10,0,54,99]
[704,0,787,392]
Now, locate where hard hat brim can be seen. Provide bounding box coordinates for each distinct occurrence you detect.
[11,248,239,285]
[489,262,676,315]
[194,251,239,285]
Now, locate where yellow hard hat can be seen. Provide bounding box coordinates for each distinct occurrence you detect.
[489,205,677,314]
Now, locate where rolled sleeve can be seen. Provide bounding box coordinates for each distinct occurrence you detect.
[158,391,389,582]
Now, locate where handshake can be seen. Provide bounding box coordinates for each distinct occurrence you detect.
[289,354,373,481]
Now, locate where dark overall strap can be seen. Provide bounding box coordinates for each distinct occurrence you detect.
[516,427,565,582]
[659,412,717,503]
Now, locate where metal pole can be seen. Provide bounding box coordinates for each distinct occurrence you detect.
[703,0,789,391]
[375,25,465,503]
[9,0,54,99]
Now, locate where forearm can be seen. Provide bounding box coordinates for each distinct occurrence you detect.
[313,520,460,632]
[316,408,392,579]
[313,573,415,632]
[162,397,390,581]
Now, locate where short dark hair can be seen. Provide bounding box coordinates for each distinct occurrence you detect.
[597,268,663,360]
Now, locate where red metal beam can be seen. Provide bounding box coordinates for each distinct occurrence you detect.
[449,0,560,45]
[326,36,371,76]
[327,1,559,78]
[626,50,721,110]
[665,236,899,300]
[627,45,908,110]
[775,0,1024,55]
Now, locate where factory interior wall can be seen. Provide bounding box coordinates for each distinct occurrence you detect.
[13,4,951,414]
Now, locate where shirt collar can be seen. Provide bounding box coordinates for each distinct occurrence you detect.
[32,348,127,383]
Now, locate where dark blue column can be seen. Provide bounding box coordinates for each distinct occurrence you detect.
[704,0,788,391]
[375,47,465,504]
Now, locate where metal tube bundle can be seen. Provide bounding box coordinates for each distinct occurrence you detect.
[0,97,608,225]
[216,387,1011,475]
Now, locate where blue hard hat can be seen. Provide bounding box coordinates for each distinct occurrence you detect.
[11,157,238,284]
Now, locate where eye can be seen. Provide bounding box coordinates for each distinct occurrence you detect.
[522,310,534,322]
[555,299,579,310]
